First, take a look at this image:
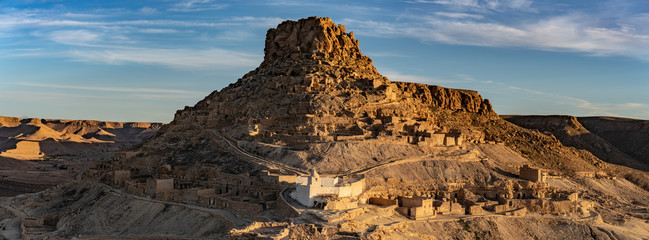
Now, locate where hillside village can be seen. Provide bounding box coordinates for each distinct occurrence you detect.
[70,126,602,239]
[2,16,649,240]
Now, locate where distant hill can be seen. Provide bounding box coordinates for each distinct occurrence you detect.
[504,115,649,172]
[0,116,162,160]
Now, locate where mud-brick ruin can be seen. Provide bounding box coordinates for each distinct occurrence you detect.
[84,131,593,226]
[90,165,269,216]
[355,164,584,219]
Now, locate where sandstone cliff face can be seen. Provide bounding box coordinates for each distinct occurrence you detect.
[393,82,493,114]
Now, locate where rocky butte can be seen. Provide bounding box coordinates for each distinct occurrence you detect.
[1,17,649,239]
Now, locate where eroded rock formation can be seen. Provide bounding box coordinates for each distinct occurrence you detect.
[173,17,493,148]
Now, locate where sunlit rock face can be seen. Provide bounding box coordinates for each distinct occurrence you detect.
[170,16,493,151]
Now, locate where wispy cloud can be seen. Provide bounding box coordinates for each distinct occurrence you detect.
[382,70,433,83]
[418,0,533,12]
[138,28,180,34]
[0,12,281,29]
[48,30,100,45]
[1,9,273,68]
[365,51,411,58]
[7,48,45,57]
[168,0,228,12]
[19,82,204,95]
[214,30,255,41]
[342,12,649,61]
[382,70,490,84]
[379,70,649,118]
[130,94,201,100]
[138,7,158,14]
[66,47,260,69]
[434,11,484,19]
[500,83,649,117]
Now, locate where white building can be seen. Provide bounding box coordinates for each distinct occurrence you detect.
[290,169,364,207]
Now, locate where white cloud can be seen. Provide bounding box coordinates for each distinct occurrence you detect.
[66,47,260,69]
[0,10,282,30]
[343,13,649,61]
[434,12,484,19]
[484,0,532,10]
[214,30,255,41]
[381,71,485,84]
[168,0,228,12]
[49,30,99,45]
[226,17,285,28]
[430,0,479,8]
[375,70,649,118]
[382,71,432,83]
[138,7,158,14]
[499,83,649,117]
[8,48,45,57]
[364,51,411,58]
[138,28,180,34]
[417,0,532,12]
[130,94,201,100]
[62,13,104,18]
[19,82,204,95]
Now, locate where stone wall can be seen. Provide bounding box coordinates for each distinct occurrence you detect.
[520,165,544,182]
[275,189,300,218]
[145,178,174,195]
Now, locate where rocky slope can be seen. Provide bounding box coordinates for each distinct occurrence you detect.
[123,17,499,176]
[504,115,649,191]
[579,117,649,166]
[504,115,649,171]
[134,17,602,178]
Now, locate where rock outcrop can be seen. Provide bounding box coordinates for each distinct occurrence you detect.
[107,16,499,175]
[173,17,493,147]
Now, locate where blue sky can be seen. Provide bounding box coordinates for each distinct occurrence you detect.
[1,0,648,122]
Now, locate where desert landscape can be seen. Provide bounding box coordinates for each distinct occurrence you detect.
[0,16,648,240]
[0,116,161,196]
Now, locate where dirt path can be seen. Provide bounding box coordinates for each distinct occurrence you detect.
[343,147,483,176]
[207,129,307,175]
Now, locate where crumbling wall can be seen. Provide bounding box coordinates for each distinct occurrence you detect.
[145,178,174,196]
[520,165,544,182]
[368,197,397,206]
